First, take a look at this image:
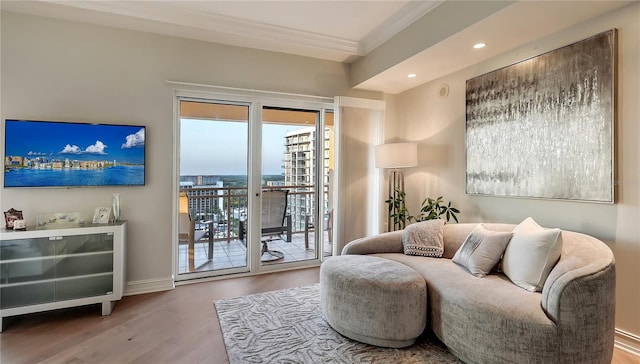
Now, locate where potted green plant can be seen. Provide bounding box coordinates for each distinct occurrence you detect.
[385,189,412,230]
[385,189,460,230]
[414,196,460,223]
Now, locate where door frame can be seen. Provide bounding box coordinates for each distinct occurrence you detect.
[172,85,334,282]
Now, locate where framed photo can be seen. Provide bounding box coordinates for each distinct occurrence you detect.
[93,207,111,224]
[4,208,24,229]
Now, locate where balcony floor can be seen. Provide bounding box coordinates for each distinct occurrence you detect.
[178,231,332,275]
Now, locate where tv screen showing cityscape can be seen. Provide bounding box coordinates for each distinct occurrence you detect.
[4,119,145,187]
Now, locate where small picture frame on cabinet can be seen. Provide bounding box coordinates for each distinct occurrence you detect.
[4,208,24,229]
[93,207,111,224]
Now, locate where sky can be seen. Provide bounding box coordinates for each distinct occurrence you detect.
[180,118,305,176]
[5,120,145,164]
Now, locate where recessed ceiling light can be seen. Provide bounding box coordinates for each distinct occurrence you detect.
[408,73,417,78]
[473,43,486,49]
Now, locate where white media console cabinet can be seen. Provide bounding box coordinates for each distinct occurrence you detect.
[0,221,126,332]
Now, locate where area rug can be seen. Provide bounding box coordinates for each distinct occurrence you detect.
[214,284,462,363]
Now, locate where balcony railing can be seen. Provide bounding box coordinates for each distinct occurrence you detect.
[180,184,329,243]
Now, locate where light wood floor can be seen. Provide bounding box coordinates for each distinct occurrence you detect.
[1,267,638,364]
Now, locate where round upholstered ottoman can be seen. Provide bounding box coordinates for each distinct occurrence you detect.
[320,255,427,348]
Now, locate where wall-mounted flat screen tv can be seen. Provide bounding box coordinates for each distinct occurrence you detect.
[4,119,145,188]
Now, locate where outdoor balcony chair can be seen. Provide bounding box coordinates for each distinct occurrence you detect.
[239,189,292,262]
[178,192,215,271]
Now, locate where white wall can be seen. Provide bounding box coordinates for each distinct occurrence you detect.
[389,3,640,338]
[0,12,380,292]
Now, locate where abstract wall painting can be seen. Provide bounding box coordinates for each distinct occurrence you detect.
[465,29,617,203]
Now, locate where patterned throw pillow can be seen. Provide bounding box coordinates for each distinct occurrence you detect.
[452,224,513,277]
[402,219,445,257]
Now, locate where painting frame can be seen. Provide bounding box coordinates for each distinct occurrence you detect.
[465,29,617,203]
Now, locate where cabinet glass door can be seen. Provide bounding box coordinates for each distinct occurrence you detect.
[0,232,114,309]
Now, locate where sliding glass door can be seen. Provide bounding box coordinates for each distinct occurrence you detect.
[175,91,333,280]
[178,100,250,277]
[260,107,334,266]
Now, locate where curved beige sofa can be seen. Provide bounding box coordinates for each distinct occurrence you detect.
[342,223,616,364]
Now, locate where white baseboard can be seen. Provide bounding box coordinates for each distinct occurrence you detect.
[124,276,175,296]
[615,328,640,357]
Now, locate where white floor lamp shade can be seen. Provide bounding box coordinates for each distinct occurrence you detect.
[375,143,418,169]
[375,143,418,231]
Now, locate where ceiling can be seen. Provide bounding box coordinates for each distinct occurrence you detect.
[0,0,632,94]
[0,0,440,62]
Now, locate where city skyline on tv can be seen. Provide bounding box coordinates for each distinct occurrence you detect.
[4,119,145,187]
[5,120,145,164]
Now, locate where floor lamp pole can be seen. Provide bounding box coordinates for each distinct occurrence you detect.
[388,168,405,232]
[376,142,417,232]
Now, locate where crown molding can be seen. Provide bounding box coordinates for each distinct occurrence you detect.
[41,0,361,57]
[361,0,444,54]
[11,0,445,62]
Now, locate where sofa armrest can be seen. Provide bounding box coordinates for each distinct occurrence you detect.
[341,231,404,255]
[541,232,616,363]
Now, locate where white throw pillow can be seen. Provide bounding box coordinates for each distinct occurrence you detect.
[452,224,513,277]
[502,217,563,292]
